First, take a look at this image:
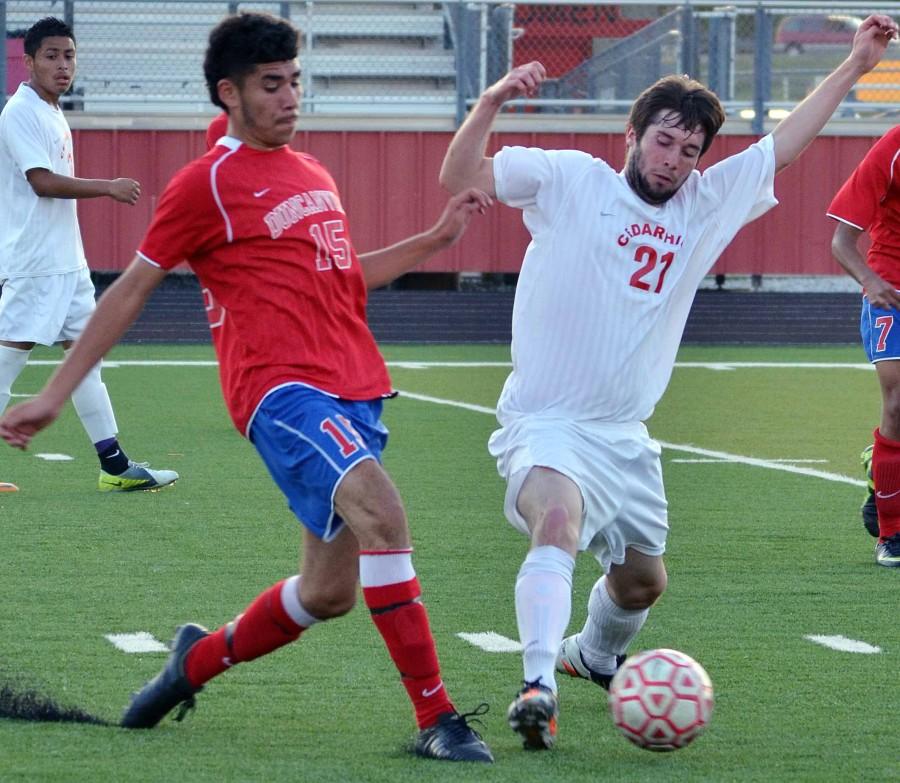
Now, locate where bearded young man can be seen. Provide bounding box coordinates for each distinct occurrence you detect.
[439,14,898,751]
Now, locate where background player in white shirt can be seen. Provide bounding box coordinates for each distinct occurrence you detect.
[0,17,176,491]
[440,13,898,750]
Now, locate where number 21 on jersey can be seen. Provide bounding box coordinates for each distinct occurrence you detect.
[629,244,675,294]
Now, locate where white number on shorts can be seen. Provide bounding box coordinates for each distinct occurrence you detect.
[876,315,894,353]
[320,415,366,457]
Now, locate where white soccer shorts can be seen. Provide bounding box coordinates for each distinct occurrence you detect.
[489,415,669,572]
[0,267,96,345]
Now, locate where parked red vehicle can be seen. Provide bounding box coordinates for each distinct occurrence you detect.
[774,14,863,55]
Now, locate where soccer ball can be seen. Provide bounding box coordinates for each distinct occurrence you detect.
[608,648,714,752]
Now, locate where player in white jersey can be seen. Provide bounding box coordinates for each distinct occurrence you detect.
[440,14,898,751]
[0,17,177,492]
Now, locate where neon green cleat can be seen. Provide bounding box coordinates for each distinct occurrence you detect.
[860,445,879,537]
[99,461,178,492]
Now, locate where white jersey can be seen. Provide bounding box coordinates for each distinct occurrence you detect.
[493,134,777,424]
[0,83,87,279]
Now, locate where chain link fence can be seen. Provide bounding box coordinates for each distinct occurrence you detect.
[3,1,900,126]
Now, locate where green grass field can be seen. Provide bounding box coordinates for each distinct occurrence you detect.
[0,343,896,782]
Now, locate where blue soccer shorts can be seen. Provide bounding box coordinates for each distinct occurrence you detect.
[249,384,389,541]
[861,296,900,363]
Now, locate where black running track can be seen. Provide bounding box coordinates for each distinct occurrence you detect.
[93,274,863,346]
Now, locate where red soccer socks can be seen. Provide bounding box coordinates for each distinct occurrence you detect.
[873,428,900,539]
[361,550,454,729]
[184,578,308,688]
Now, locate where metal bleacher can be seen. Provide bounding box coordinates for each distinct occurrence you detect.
[8,2,456,114]
[296,2,456,113]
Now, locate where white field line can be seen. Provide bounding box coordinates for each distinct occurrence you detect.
[21,359,874,371]
[803,635,882,654]
[458,632,884,655]
[456,632,522,653]
[402,388,881,658]
[25,360,219,367]
[34,453,74,461]
[396,390,866,488]
[70,363,872,657]
[671,458,828,464]
[105,632,168,653]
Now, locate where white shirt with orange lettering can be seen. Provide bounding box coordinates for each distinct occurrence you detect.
[492,134,776,425]
[0,83,85,279]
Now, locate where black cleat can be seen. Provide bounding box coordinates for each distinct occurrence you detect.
[861,445,880,538]
[875,533,900,568]
[121,623,208,729]
[507,680,558,750]
[555,635,626,690]
[413,705,494,763]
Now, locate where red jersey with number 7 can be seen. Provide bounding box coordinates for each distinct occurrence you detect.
[137,137,392,436]
[827,125,900,289]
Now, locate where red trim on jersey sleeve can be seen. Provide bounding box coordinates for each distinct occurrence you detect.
[138,155,225,270]
[827,127,900,229]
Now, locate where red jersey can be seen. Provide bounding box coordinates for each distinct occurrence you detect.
[827,125,900,288]
[138,138,392,436]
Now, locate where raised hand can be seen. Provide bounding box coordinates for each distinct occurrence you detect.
[484,61,548,108]
[849,15,898,73]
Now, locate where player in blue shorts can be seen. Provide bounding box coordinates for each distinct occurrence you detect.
[0,12,495,761]
[250,386,390,542]
[829,125,900,567]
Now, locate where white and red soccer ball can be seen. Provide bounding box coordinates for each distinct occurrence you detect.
[608,648,714,752]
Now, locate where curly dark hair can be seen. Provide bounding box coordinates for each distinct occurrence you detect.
[24,17,75,57]
[628,75,725,158]
[203,12,300,110]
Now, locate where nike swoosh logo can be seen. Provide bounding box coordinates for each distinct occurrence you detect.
[109,449,120,458]
[253,188,270,198]
[876,489,900,499]
[421,682,444,698]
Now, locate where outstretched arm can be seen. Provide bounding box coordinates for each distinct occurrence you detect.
[772,15,897,172]
[359,188,492,290]
[25,168,141,204]
[439,61,547,196]
[831,220,900,309]
[0,258,167,449]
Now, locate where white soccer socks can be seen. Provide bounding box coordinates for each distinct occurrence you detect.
[577,575,648,674]
[65,350,119,443]
[0,344,31,414]
[515,545,575,692]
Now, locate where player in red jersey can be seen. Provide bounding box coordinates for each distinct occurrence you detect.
[0,12,495,760]
[829,125,900,567]
[204,110,227,150]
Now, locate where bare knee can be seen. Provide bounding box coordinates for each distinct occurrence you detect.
[334,460,410,550]
[608,556,667,610]
[883,392,900,428]
[300,582,357,620]
[614,575,666,610]
[532,504,580,551]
